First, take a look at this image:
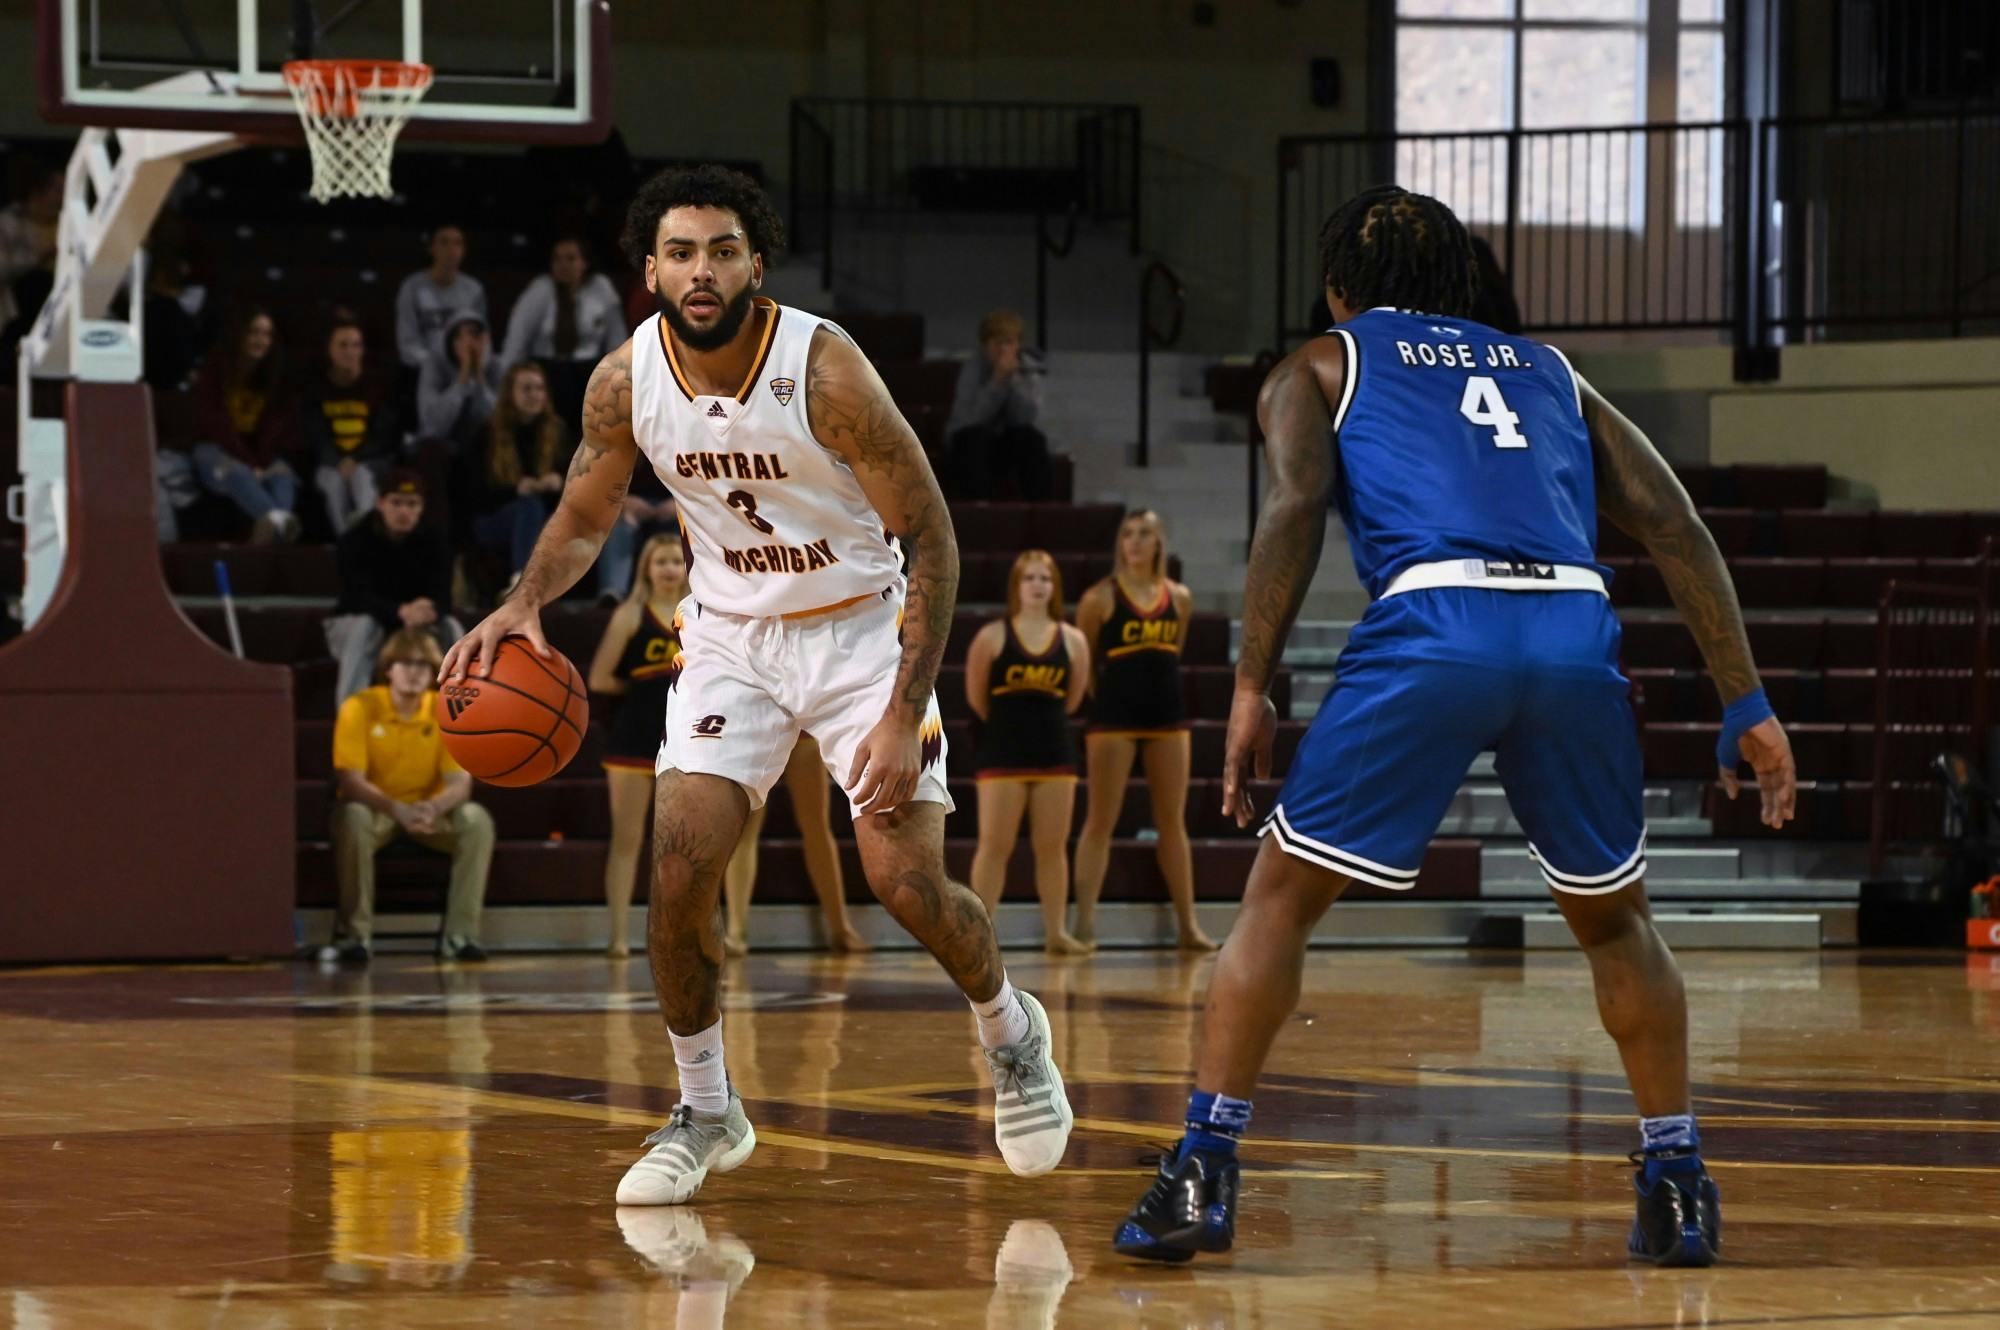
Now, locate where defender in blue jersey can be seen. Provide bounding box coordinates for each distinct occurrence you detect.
[1116,187,1798,1268]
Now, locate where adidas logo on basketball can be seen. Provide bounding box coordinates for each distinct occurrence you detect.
[441,683,479,721]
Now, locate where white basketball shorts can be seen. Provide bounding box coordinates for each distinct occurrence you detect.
[657,584,953,817]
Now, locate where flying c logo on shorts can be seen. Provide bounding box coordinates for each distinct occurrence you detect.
[691,714,728,739]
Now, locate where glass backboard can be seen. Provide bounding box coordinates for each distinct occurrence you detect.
[37,0,611,144]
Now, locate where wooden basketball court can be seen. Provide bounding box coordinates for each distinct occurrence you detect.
[3,948,1996,1327]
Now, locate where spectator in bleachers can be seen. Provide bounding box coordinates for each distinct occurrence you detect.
[596,461,677,605]
[394,222,486,373]
[179,306,303,543]
[302,313,400,534]
[0,154,61,349]
[138,218,210,391]
[458,361,566,588]
[327,628,494,965]
[416,313,501,448]
[964,550,1093,955]
[946,309,1052,501]
[324,468,464,707]
[587,532,687,958]
[498,235,623,437]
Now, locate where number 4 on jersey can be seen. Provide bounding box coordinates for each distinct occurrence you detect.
[1460,375,1529,449]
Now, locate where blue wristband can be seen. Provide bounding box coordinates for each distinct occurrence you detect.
[1716,688,1775,770]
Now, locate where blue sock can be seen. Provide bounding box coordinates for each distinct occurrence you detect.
[1178,1090,1252,1158]
[1639,1114,1702,1179]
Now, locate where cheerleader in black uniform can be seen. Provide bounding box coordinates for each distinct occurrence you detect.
[965,550,1093,955]
[587,534,687,958]
[1072,510,1216,950]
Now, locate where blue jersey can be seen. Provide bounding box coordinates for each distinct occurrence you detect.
[1327,308,1603,599]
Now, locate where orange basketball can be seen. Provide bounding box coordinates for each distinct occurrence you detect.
[437,636,590,787]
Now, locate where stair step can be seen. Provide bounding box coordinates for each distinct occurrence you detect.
[1480,843,1742,889]
[1486,873,1859,901]
[1433,785,1690,839]
[1524,911,1825,949]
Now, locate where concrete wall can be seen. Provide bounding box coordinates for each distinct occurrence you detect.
[1571,336,2000,509]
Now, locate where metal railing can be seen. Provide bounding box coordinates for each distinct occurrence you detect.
[1761,111,2000,342]
[789,104,835,290]
[1870,552,1993,876]
[1277,111,1998,351]
[1135,262,1186,468]
[1277,121,1751,346]
[1241,349,1281,544]
[788,96,1142,332]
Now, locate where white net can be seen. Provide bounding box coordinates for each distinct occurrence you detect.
[282,61,434,203]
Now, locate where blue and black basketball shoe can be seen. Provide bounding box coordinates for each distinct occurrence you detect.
[1113,1144,1239,1263]
[1628,1149,1721,1267]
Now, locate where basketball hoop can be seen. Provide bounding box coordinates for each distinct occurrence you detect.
[281,59,434,203]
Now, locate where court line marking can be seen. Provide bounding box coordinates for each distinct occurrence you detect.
[1553,1112,2000,1132]
[283,1074,1362,1181]
[1378,1199,2000,1228]
[802,1087,2000,1174]
[290,1074,2000,1179]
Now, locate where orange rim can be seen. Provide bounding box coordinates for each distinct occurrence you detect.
[282,59,433,117]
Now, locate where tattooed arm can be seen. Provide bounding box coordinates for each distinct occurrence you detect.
[1582,373,1796,826]
[1238,346,1337,694]
[806,325,958,814]
[1222,343,1340,826]
[439,341,638,680]
[513,341,640,610]
[1580,375,1758,702]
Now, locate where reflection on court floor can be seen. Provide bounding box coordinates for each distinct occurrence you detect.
[2,950,1997,1328]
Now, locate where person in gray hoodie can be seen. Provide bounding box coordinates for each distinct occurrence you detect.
[497,235,624,438]
[417,312,502,449]
[395,222,487,372]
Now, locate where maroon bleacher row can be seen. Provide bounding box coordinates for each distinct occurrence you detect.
[4,389,1990,907]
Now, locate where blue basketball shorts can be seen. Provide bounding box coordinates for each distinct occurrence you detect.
[1260,587,1647,894]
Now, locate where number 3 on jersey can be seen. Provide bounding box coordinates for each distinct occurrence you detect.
[727,489,775,534]
[1460,375,1529,449]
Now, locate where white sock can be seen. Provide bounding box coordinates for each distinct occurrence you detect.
[669,1019,730,1114]
[971,975,1031,1049]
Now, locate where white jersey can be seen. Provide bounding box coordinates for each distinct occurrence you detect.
[629,297,903,617]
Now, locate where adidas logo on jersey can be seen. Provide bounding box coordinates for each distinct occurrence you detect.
[706,402,728,419]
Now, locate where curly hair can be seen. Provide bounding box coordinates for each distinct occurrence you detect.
[1317,185,1479,319]
[621,164,786,270]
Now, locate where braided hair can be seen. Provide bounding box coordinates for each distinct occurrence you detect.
[1317,185,1479,319]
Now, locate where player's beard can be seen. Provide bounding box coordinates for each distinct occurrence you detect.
[659,283,755,352]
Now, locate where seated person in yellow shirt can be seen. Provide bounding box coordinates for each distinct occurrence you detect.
[324,628,495,964]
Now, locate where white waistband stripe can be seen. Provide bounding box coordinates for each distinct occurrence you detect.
[1380,559,1607,600]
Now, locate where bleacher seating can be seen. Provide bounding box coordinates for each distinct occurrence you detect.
[157,483,1287,915]
[81,357,1986,919]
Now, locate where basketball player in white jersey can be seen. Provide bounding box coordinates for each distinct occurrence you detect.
[441,166,1072,1203]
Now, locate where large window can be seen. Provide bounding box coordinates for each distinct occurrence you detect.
[1394,0,1729,226]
